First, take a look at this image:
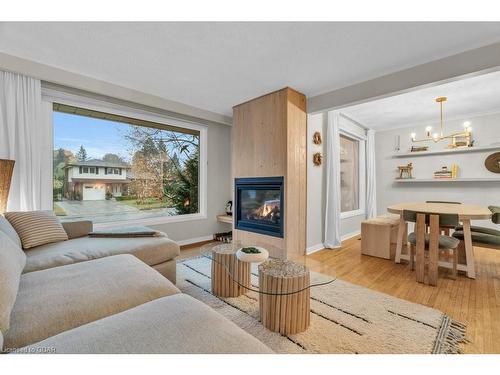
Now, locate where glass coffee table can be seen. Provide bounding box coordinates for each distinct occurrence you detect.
[200,241,335,334]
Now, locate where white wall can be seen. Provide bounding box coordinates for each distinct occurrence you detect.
[307,112,367,252]
[375,112,500,229]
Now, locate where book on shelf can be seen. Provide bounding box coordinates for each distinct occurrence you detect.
[433,164,459,179]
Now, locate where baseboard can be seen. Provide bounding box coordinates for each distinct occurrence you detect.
[306,243,325,255]
[307,231,361,254]
[341,230,361,242]
[177,235,214,247]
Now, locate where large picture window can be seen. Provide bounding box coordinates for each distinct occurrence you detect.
[339,133,365,216]
[52,103,202,224]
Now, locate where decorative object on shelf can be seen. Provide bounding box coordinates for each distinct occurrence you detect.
[0,159,15,214]
[411,145,429,153]
[397,163,413,179]
[394,135,400,152]
[313,152,322,166]
[410,97,473,146]
[312,131,322,145]
[225,200,233,216]
[432,165,459,179]
[485,152,500,173]
[236,246,269,263]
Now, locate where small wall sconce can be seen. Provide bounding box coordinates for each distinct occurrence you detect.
[313,152,322,166]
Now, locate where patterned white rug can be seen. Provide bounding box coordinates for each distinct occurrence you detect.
[177,256,467,354]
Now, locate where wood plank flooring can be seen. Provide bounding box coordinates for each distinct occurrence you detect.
[180,236,500,353]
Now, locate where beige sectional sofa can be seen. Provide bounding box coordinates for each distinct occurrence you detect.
[8,218,180,283]
[0,216,272,354]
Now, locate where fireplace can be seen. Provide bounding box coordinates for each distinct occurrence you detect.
[234,177,284,238]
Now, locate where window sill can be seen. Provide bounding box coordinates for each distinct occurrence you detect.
[90,212,208,230]
[340,209,365,219]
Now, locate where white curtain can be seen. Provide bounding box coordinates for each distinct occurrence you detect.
[0,70,52,211]
[366,129,377,219]
[324,111,341,248]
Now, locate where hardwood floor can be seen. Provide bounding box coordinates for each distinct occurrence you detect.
[180,237,500,353]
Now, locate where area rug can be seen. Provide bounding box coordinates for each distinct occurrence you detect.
[177,256,467,354]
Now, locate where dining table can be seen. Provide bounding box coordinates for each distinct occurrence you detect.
[387,202,492,279]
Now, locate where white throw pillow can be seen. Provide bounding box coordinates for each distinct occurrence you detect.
[5,211,68,250]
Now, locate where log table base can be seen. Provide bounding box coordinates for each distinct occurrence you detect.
[258,259,311,335]
[211,249,251,298]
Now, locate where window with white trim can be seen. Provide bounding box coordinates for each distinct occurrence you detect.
[52,103,203,225]
[339,131,366,217]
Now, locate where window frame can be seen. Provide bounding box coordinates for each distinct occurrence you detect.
[339,129,366,220]
[44,88,208,229]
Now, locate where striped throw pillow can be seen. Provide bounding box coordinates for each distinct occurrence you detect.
[5,211,68,249]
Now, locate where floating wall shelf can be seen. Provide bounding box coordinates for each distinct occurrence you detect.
[394,177,500,183]
[391,144,500,158]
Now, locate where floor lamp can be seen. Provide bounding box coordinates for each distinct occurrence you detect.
[0,159,15,214]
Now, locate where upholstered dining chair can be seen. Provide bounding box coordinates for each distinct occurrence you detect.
[425,201,462,235]
[403,210,460,286]
[452,206,500,250]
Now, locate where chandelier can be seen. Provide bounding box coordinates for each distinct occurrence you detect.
[410,97,473,146]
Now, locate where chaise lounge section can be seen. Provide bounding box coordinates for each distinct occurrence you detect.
[0,216,180,283]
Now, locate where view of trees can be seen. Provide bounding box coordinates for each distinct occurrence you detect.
[124,125,199,213]
[53,148,76,201]
[76,145,88,162]
[53,121,200,216]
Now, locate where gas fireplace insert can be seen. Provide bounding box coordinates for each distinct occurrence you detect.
[234,176,284,238]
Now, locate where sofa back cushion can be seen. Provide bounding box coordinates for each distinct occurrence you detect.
[5,211,68,250]
[0,215,22,248]
[0,231,27,332]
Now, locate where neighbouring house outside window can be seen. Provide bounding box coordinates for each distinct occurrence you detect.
[52,103,201,225]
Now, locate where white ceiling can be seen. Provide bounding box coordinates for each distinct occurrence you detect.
[342,69,500,130]
[1,22,500,117]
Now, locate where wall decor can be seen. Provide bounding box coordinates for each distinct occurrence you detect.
[485,152,500,173]
[313,131,322,145]
[313,152,322,166]
[396,163,413,179]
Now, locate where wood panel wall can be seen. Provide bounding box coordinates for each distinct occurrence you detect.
[232,87,307,258]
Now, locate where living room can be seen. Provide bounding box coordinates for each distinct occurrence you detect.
[1,2,500,374]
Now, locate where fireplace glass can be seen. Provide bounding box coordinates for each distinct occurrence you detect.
[234,177,284,238]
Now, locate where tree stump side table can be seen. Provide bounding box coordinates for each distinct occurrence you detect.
[210,244,251,298]
[258,259,311,335]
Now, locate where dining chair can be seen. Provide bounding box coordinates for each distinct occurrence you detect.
[403,210,460,286]
[453,205,500,250]
[425,201,462,235]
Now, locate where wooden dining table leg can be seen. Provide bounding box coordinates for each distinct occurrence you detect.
[395,214,406,263]
[462,218,476,279]
[428,215,439,286]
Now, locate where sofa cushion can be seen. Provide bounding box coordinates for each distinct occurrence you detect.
[61,220,93,239]
[0,215,22,248]
[18,294,273,354]
[4,254,180,349]
[0,232,26,333]
[5,211,68,249]
[23,234,180,273]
